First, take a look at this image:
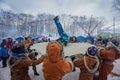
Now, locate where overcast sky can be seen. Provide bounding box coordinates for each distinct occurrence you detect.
[0,0,119,27]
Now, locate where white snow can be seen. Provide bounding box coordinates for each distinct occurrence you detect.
[30,42,94,56]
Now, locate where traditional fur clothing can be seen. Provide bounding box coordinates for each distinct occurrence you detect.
[98,40,119,80]
[98,48,118,80]
[74,46,99,80]
[23,36,39,75]
[28,50,39,75]
[43,41,73,80]
[8,53,45,80]
[74,55,98,80]
[8,43,46,80]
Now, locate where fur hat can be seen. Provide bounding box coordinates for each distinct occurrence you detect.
[109,40,119,48]
[12,43,25,54]
[46,41,64,63]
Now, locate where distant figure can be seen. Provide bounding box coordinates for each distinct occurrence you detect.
[74,46,99,80]
[1,45,9,67]
[6,38,13,50]
[0,39,6,48]
[42,37,48,42]
[98,40,119,80]
[43,41,74,80]
[71,36,78,43]
[87,40,92,44]
[48,38,51,42]
[95,37,103,47]
[0,39,9,67]
[8,43,46,80]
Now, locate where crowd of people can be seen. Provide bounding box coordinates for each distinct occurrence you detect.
[0,35,120,80]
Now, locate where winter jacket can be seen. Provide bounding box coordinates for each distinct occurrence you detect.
[8,53,45,80]
[43,41,73,80]
[1,47,9,58]
[74,55,97,80]
[98,48,118,80]
[6,41,13,49]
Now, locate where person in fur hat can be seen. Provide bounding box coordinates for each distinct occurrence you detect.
[8,43,46,80]
[23,35,33,50]
[74,46,99,80]
[23,35,40,75]
[42,41,74,80]
[98,39,119,80]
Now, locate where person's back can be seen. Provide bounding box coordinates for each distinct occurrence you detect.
[43,58,72,80]
[9,57,31,80]
[8,43,46,80]
[74,46,99,80]
[0,39,6,48]
[98,40,119,80]
[43,41,73,80]
[1,47,9,58]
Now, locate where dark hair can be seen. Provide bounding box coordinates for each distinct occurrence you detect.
[0,39,6,48]
[72,36,77,42]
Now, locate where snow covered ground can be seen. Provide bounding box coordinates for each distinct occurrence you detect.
[0,62,80,80]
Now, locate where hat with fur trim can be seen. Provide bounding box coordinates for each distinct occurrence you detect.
[87,46,98,57]
[109,40,119,48]
[12,43,25,54]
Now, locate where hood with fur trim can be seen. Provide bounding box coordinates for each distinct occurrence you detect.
[46,41,63,63]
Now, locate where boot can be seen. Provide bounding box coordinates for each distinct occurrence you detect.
[34,70,39,76]
[33,66,39,76]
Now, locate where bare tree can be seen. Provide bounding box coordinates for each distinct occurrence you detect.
[72,15,104,36]
[113,0,120,12]
[0,10,105,38]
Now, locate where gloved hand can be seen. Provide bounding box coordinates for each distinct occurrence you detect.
[64,56,75,72]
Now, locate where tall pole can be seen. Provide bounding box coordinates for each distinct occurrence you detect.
[113,17,115,36]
